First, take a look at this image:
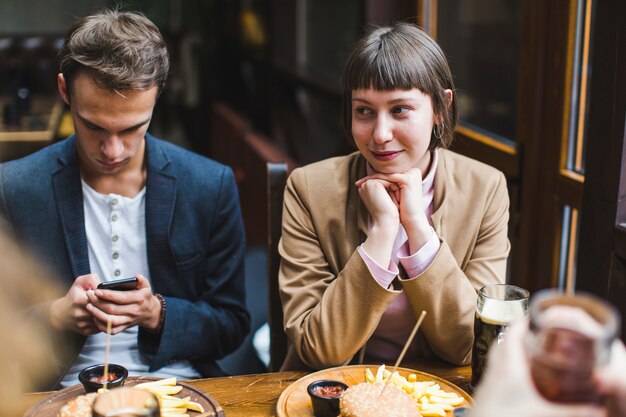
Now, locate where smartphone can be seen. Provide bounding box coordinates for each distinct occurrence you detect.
[97,276,139,291]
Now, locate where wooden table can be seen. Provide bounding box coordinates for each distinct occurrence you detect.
[20,360,471,416]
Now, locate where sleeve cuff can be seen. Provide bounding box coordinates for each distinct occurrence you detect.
[357,245,399,289]
[398,227,441,278]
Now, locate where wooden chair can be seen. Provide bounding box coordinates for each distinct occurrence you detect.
[267,161,289,372]
[208,100,250,183]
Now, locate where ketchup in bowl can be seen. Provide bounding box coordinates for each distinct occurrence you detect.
[307,379,349,417]
[311,385,345,398]
[89,372,120,383]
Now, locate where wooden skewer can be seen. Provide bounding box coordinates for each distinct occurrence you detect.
[379,310,427,397]
[103,318,112,390]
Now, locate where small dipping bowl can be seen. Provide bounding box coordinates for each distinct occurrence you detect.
[307,379,349,417]
[78,364,128,393]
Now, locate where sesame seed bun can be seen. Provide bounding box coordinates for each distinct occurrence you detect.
[340,382,421,417]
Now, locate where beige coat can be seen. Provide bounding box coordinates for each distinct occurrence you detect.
[278,149,509,370]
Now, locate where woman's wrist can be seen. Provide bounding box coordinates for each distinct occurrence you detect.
[369,220,399,243]
[405,218,433,254]
[363,222,398,267]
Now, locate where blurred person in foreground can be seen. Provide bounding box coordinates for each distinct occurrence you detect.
[278,22,509,370]
[0,9,249,389]
[470,320,626,417]
[0,230,62,414]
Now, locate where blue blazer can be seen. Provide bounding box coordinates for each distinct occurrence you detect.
[0,134,250,388]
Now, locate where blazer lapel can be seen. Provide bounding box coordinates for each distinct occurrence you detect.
[431,149,447,236]
[352,156,369,238]
[52,138,90,278]
[144,137,177,292]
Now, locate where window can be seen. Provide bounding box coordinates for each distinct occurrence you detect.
[565,0,593,175]
[437,0,521,145]
[557,206,580,291]
[420,0,593,292]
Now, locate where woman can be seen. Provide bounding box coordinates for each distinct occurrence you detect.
[278,22,509,370]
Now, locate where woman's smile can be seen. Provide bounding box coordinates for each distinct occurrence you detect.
[370,150,404,161]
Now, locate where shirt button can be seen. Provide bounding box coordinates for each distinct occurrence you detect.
[111,199,118,206]
[111,214,118,222]
[112,252,119,260]
[112,235,119,242]
[114,269,121,276]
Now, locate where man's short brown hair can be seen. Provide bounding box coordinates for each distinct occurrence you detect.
[60,9,169,96]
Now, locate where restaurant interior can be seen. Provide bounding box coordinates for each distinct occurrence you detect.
[1,0,625,415]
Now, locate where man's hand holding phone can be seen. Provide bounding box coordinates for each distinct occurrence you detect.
[86,274,162,334]
[50,274,102,335]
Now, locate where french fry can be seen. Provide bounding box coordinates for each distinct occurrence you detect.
[430,391,460,398]
[133,377,178,388]
[428,396,464,406]
[161,397,191,408]
[424,383,441,394]
[142,385,184,396]
[375,364,386,382]
[186,400,205,413]
[132,377,204,414]
[160,394,182,401]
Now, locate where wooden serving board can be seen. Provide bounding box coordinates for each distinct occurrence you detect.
[24,376,224,417]
[276,365,472,417]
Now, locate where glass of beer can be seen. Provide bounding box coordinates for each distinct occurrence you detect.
[525,290,620,404]
[470,283,530,391]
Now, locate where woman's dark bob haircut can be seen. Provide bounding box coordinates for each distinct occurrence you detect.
[342,22,458,149]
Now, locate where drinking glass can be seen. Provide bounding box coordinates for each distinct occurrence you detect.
[525,290,620,403]
[470,283,530,391]
[92,387,160,417]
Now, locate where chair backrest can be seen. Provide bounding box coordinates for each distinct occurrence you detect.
[208,100,250,181]
[267,161,289,372]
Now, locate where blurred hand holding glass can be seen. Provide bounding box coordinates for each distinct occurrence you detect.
[470,284,530,391]
[525,290,620,404]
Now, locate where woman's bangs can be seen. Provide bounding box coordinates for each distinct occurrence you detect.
[348,51,430,92]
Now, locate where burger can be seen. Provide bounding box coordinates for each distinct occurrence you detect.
[57,392,98,417]
[339,382,422,417]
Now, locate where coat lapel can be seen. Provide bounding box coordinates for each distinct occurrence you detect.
[353,156,369,238]
[144,136,177,293]
[431,149,447,236]
[52,137,90,278]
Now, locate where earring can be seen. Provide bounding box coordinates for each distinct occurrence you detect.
[433,124,444,139]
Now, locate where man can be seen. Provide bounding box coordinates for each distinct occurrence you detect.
[0,10,249,389]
